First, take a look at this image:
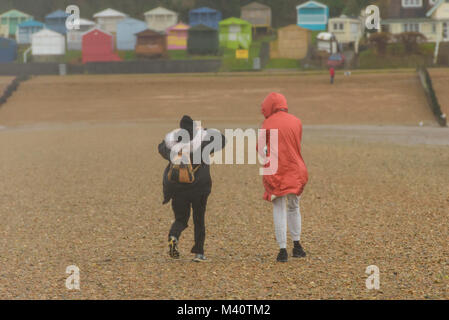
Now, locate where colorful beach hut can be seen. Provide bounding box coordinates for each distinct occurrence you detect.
[296,1,329,31]
[67,18,96,50]
[166,22,189,50]
[144,7,178,32]
[0,9,32,37]
[219,17,252,49]
[0,37,17,62]
[241,2,271,29]
[16,20,45,44]
[189,7,221,30]
[270,25,311,60]
[93,8,128,34]
[187,24,219,55]
[45,9,70,35]
[82,28,121,63]
[135,29,167,58]
[116,18,147,51]
[31,28,66,62]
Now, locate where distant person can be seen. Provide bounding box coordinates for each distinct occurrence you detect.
[158,116,226,262]
[329,67,335,84]
[258,93,309,262]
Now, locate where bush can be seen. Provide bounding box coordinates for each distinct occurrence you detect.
[395,32,427,54]
[368,32,392,56]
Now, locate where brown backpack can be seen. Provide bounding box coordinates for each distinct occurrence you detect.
[167,151,200,184]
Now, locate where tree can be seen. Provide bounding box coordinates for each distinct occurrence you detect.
[368,32,391,56]
[395,32,427,54]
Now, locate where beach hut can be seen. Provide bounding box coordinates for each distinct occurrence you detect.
[144,7,178,32]
[328,15,362,45]
[82,28,121,63]
[31,28,66,62]
[187,24,219,55]
[135,29,167,58]
[116,18,147,51]
[93,8,128,34]
[45,10,70,35]
[270,25,311,60]
[67,18,96,50]
[241,2,271,30]
[296,1,329,31]
[189,7,221,30]
[166,22,189,50]
[0,37,17,62]
[0,9,33,37]
[219,17,252,49]
[16,20,45,44]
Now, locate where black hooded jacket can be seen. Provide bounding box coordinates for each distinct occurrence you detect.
[158,128,226,204]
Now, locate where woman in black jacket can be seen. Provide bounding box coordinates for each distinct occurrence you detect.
[158,115,226,262]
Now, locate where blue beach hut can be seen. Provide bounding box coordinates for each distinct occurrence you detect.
[17,20,45,44]
[45,9,70,34]
[116,17,147,50]
[189,7,221,30]
[296,1,329,31]
[0,37,17,62]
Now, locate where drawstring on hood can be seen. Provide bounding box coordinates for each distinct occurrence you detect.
[261,92,288,119]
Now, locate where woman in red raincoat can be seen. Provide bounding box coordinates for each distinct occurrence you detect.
[258,92,308,262]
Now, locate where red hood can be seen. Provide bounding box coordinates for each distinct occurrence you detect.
[261,92,288,119]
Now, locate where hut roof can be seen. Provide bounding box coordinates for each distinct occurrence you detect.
[81,27,113,37]
[167,22,189,31]
[145,6,177,16]
[93,8,128,18]
[118,17,146,26]
[190,7,219,14]
[78,18,96,26]
[189,24,216,32]
[45,9,69,19]
[279,24,308,32]
[33,28,64,38]
[219,17,251,26]
[0,9,32,18]
[242,2,271,10]
[136,29,165,37]
[296,1,328,10]
[18,20,45,28]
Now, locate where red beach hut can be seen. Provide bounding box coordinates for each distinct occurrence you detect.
[81,28,121,63]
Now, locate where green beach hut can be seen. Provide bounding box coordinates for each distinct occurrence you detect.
[219,17,252,49]
[0,9,33,37]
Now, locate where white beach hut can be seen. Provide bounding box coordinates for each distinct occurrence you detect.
[144,7,178,32]
[31,28,66,61]
[93,8,127,34]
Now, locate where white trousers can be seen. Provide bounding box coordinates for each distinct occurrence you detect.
[272,194,301,249]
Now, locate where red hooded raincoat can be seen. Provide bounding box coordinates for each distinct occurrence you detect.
[259,92,308,201]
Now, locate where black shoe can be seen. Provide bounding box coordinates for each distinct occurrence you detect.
[168,236,180,259]
[292,242,306,258]
[276,248,288,262]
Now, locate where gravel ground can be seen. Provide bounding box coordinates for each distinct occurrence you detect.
[0,73,447,299]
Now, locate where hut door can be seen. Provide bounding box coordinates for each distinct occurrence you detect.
[229,25,241,41]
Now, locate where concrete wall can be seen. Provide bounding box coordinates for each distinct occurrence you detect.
[0,59,222,76]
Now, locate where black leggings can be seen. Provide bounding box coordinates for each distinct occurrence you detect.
[169,193,209,254]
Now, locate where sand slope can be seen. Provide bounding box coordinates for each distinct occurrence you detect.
[0,72,435,126]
